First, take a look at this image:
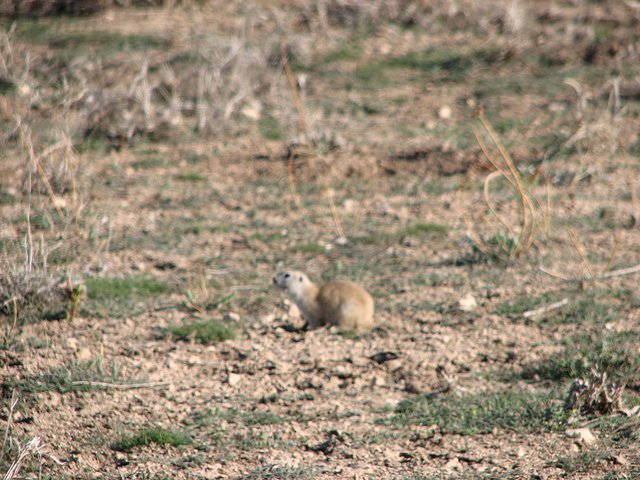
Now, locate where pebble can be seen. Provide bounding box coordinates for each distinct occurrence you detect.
[438,105,452,120]
[76,348,93,361]
[458,292,478,312]
[565,427,597,447]
[227,373,242,386]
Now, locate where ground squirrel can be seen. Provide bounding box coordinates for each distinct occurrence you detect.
[273,271,374,332]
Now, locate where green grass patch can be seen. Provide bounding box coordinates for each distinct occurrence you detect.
[495,288,633,324]
[290,242,325,254]
[17,213,52,231]
[321,43,363,64]
[50,31,169,54]
[174,172,206,182]
[240,465,315,480]
[258,114,284,141]
[0,78,16,95]
[3,359,122,395]
[189,407,283,428]
[169,319,236,344]
[404,222,449,236]
[356,46,500,89]
[83,275,170,318]
[86,275,169,301]
[355,222,448,245]
[131,156,166,170]
[519,330,640,383]
[410,272,453,287]
[111,427,192,452]
[381,390,565,435]
[553,450,618,476]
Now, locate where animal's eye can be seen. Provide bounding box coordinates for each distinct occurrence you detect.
[284,273,290,278]
[299,276,303,282]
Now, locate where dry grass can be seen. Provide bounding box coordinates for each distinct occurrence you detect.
[564,369,625,416]
[464,108,550,260]
[1,2,640,479]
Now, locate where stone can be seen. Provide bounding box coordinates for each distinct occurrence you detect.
[438,105,452,120]
[457,292,478,312]
[565,427,597,447]
[76,348,93,362]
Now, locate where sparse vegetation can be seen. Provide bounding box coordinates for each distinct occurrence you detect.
[384,390,565,435]
[239,465,315,480]
[1,0,640,478]
[85,276,169,301]
[3,358,123,395]
[168,319,237,344]
[111,427,193,452]
[519,330,640,383]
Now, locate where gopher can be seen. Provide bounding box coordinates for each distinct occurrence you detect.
[273,270,374,332]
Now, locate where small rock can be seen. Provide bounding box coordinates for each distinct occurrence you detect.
[516,446,526,458]
[565,427,597,447]
[333,366,353,379]
[438,105,452,120]
[224,312,240,322]
[343,199,357,212]
[444,457,462,472]
[227,373,242,386]
[66,338,79,349]
[76,348,93,362]
[457,292,477,312]
[297,376,323,390]
[52,197,67,209]
[385,359,403,372]
[241,100,262,120]
[610,455,629,466]
[405,380,421,394]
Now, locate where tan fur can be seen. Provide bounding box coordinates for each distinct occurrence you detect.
[273,271,374,332]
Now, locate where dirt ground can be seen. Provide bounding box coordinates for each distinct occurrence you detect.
[1,1,640,479]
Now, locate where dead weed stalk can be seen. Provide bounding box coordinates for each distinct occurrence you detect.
[465,107,551,259]
[564,368,625,416]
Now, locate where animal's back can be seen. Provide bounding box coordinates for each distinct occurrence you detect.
[317,281,374,331]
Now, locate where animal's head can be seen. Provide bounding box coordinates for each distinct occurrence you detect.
[272,271,311,297]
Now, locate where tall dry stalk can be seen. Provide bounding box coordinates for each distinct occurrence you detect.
[466,108,550,259]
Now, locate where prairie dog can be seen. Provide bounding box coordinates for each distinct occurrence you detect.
[272,271,374,332]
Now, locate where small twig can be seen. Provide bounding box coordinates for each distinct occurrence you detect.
[280,42,307,135]
[323,185,345,239]
[569,228,595,284]
[1,391,18,459]
[483,170,516,235]
[620,137,639,224]
[544,174,552,235]
[538,263,640,282]
[523,298,569,318]
[287,151,307,216]
[3,437,43,480]
[70,381,171,390]
[537,266,572,281]
[351,174,373,237]
[600,263,640,279]
[602,232,620,275]
[26,137,67,223]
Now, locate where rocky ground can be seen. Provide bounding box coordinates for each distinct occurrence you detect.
[1,1,640,479]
